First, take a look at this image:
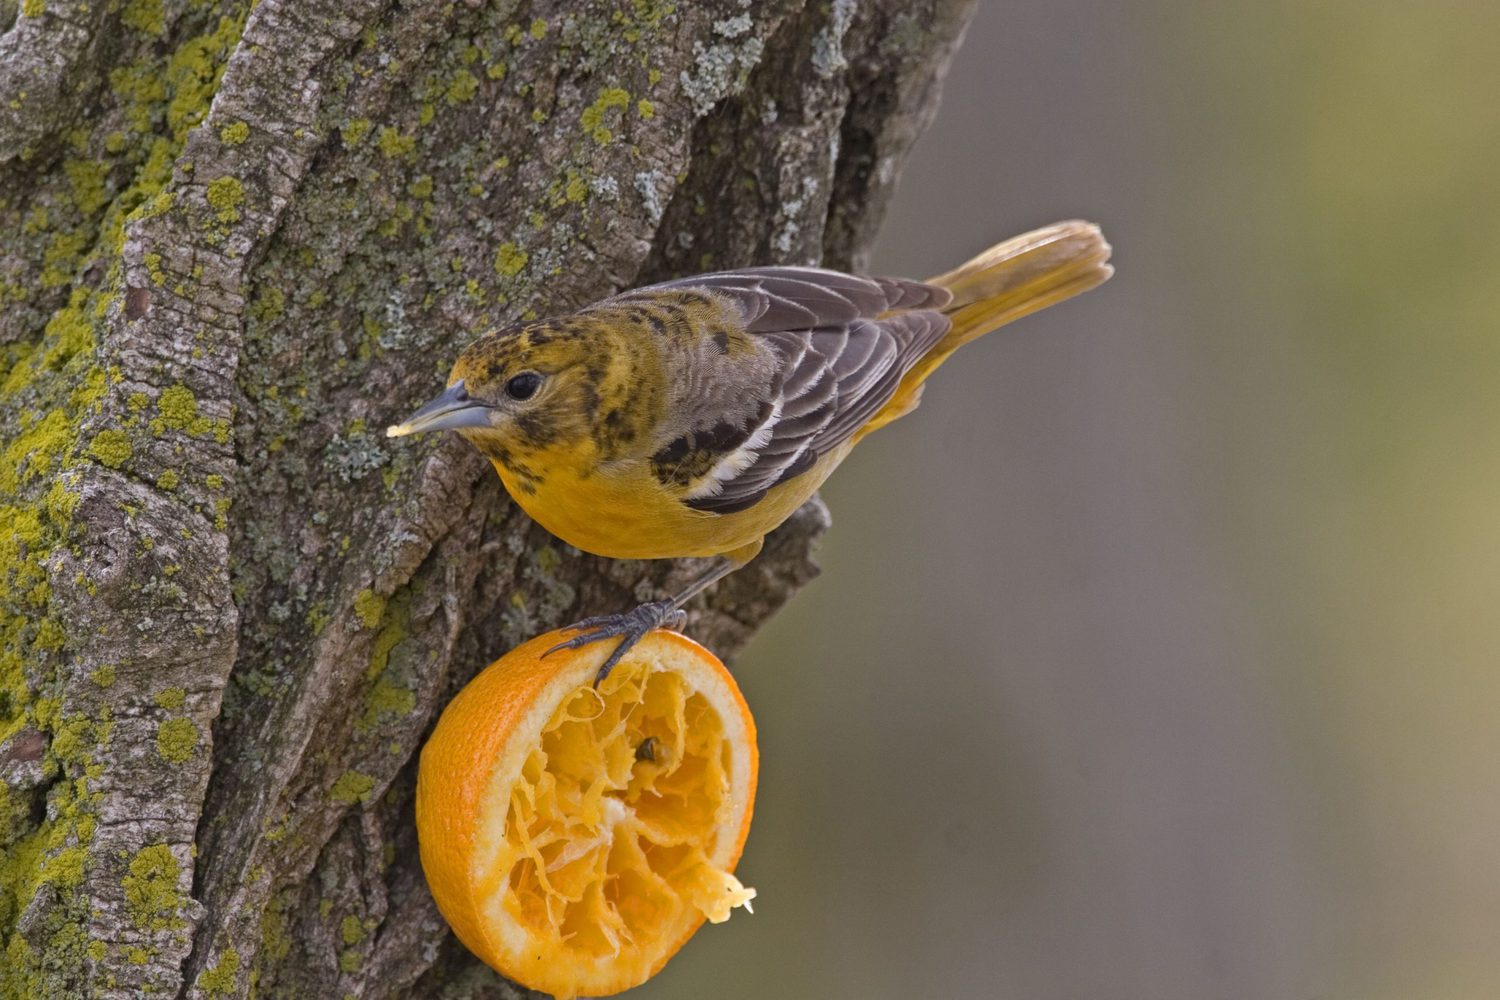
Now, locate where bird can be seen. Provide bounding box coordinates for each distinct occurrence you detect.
[389,220,1113,681]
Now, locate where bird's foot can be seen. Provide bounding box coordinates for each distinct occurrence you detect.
[545,601,688,685]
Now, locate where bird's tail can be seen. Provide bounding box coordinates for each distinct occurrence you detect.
[859,220,1113,438]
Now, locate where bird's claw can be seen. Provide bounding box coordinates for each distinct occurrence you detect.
[544,601,686,685]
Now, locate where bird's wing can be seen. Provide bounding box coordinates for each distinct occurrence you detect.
[619,267,953,514]
[639,265,950,332]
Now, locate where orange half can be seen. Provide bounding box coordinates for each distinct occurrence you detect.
[415,629,758,998]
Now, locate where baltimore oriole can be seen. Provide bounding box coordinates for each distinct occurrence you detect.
[390,220,1113,679]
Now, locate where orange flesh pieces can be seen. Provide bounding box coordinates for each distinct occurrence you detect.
[478,659,754,976]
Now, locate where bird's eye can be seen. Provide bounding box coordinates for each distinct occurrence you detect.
[504,371,543,401]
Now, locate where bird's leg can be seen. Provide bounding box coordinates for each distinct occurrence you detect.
[545,556,741,685]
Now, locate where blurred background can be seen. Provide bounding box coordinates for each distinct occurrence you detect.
[649,2,1500,998]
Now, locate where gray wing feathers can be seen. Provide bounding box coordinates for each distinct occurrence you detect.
[684,310,950,514]
[812,314,945,445]
[639,266,952,332]
[631,266,952,514]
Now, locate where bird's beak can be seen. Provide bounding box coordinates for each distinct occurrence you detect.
[386,381,494,437]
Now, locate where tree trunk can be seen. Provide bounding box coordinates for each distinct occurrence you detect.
[0,0,974,995]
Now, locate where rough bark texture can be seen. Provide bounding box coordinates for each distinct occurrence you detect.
[0,0,974,995]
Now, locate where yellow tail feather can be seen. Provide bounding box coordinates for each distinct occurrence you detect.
[859,220,1113,438]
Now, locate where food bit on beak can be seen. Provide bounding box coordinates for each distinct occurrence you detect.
[386,380,492,437]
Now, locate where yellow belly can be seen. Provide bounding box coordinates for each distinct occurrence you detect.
[493,446,850,561]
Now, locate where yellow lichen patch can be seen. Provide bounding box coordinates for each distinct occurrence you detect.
[205,175,244,224]
[376,126,415,159]
[353,588,386,629]
[340,118,372,147]
[1,409,73,493]
[195,947,239,995]
[331,771,375,805]
[87,429,132,469]
[155,718,198,763]
[122,844,186,931]
[121,0,166,36]
[149,382,228,441]
[580,87,631,145]
[407,175,434,200]
[163,15,248,137]
[493,242,527,277]
[156,383,198,429]
[63,159,111,216]
[445,69,479,105]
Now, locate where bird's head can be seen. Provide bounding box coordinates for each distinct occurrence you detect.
[387,319,632,470]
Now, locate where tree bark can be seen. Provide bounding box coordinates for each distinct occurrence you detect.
[0,0,974,995]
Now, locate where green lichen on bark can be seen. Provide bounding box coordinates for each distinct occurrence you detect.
[194,945,239,995]
[122,844,186,932]
[204,176,243,223]
[351,589,385,629]
[155,718,199,763]
[86,429,131,468]
[328,771,374,806]
[0,0,256,992]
